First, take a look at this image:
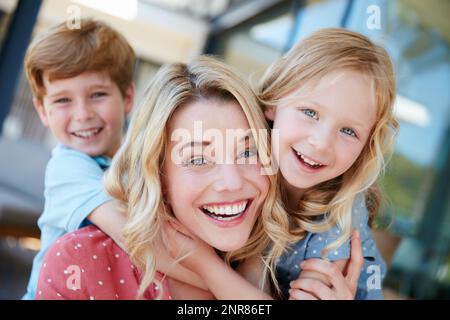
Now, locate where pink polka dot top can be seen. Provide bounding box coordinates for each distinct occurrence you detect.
[35,225,172,300]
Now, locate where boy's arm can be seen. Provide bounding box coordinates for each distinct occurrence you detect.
[86,200,127,250]
[88,200,210,291]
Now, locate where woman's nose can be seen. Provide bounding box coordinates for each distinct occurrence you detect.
[213,164,244,192]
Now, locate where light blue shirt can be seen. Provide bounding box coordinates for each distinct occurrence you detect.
[23,144,112,300]
[276,193,386,299]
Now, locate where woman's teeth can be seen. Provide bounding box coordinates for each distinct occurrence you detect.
[72,128,102,139]
[201,201,248,221]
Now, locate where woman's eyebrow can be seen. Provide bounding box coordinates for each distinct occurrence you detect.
[237,129,255,143]
[178,140,211,153]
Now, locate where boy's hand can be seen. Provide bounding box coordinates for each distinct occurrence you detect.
[161,219,220,275]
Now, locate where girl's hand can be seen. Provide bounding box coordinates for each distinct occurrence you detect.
[289,229,363,300]
[161,219,220,275]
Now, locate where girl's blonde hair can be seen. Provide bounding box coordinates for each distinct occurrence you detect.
[258,28,399,255]
[105,56,292,298]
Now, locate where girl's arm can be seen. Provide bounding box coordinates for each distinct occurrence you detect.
[289,230,363,300]
[87,201,209,291]
[187,252,273,300]
[163,221,362,300]
[162,220,273,300]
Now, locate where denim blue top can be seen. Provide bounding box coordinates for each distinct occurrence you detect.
[275,193,386,299]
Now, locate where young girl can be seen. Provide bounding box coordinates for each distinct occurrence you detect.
[35,56,295,299]
[165,28,397,300]
[260,28,399,299]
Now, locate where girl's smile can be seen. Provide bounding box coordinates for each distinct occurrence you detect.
[292,148,327,171]
[266,69,376,191]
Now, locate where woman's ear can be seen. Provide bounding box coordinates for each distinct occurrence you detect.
[264,106,276,121]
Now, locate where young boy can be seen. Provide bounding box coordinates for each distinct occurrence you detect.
[22,19,134,299]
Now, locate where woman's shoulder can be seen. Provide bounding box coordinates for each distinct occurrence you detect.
[38,226,141,299]
[48,225,115,255]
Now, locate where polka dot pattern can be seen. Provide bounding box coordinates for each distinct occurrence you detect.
[35,225,171,300]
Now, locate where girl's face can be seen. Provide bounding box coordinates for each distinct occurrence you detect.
[266,69,377,191]
[163,99,269,252]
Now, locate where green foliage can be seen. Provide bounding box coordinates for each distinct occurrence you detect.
[380,152,429,220]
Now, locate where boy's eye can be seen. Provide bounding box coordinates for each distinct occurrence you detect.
[341,127,357,138]
[54,97,70,104]
[301,108,318,120]
[186,156,209,167]
[91,92,107,99]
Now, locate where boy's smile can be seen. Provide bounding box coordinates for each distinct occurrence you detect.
[34,71,133,157]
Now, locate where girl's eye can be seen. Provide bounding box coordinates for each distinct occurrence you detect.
[54,97,70,104]
[301,108,318,120]
[341,127,357,138]
[186,156,209,167]
[91,92,107,99]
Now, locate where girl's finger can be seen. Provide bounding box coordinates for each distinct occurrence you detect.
[300,259,352,299]
[288,288,318,300]
[289,278,337,300]
[168,219,194,238]
[345,229,363,293]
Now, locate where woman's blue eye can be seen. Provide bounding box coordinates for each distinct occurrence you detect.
[240,149,257,159]
[302,108,318,119]
[187,157,208,167]
[341,127,357,138]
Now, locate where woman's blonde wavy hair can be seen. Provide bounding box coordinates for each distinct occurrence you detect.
[105,56,292,298]
[258,28,399,256]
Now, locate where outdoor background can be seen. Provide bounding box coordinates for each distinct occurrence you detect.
[0,0,449,300]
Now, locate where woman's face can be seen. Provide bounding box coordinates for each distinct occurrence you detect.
[163,98,269,252]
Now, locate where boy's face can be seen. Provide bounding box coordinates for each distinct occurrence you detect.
[34,71,134,157]
[265,70,376,191]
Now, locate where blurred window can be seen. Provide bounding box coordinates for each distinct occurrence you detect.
[210,0,450,298]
